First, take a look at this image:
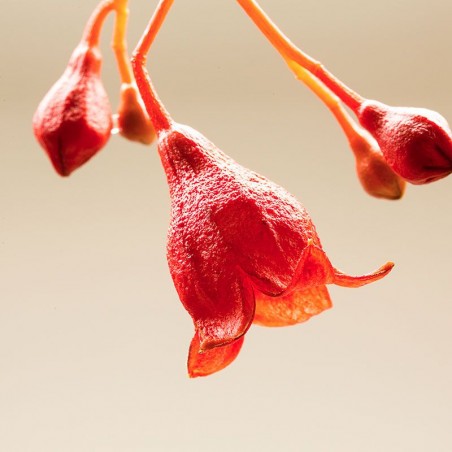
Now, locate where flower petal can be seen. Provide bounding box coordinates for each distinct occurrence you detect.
[333,261,394,288]
[212,194,316,296]
[188,332,244,378]
[167,220,255,351]
[286,240,336,291]
[254,285,332,327]
[288,240,394,291]
[176,266,254,351]
[193,272,254,351]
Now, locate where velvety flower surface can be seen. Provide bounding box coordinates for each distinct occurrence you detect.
[358,100,452,185]
[130,0,393,377]
[158,123,393,377]
[286,59,406,200]
[33,44,112,176]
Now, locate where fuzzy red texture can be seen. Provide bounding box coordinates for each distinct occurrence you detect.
[156,123,393,377]
[33,45,112,176]
[357,100,452,185]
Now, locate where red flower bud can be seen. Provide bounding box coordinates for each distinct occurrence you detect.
[159,124,393,377]
[115,83,156,145]
[33,44,112,176]
[357,101,452,185]
[235,0,452,187]
[349,128,406,199]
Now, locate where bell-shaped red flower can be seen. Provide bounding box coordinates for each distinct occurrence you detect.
[132,0,394,378]
[33,2,113,176]
[160,124,393,377]
[357,100,452,185]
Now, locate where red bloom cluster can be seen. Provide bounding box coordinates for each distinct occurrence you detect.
[32,0,450,378]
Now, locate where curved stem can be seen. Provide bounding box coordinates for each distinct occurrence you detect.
[112,0,133,84]
[286,59,366,154]
[236,0,364,113]
[131,0,174,133]
[81,0,115,48]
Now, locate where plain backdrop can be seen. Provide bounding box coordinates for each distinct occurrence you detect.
[1,0,451,451]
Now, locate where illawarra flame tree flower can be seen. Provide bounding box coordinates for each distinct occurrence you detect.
[131,0,394,377]
[237,0,452,185]
[33,0,114,176]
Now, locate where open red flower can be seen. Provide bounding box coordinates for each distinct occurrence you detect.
[132,0,393,377]
[161,124,393,377]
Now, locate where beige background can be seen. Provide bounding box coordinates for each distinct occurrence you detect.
[1,0,451,450]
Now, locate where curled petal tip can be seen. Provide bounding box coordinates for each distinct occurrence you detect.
[198,336,232,354]
[175,257,255,355]
[333,261,394,288]
[188,333,244,378]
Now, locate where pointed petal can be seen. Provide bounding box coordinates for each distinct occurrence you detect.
[333,261,394,288]
[188,332,244,378]
[288,241,394,291]
[192,273,254,351]
[253,285,332,327]
[167,221,255,351]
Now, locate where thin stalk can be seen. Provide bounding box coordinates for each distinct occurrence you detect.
[286,59,368,156]
[131,0,174,133]
[112,0,133,84]
[82,0,115,48]
[236,0,364,112]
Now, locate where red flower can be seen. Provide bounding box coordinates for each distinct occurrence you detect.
[131,0,394,378]
[33,2,113,176]
[358,101,452,185]
[286,59,406,200]
[236,0,452,187]
[33,45,112,176]
[160,124,393,377]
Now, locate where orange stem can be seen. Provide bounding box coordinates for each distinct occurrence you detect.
[112,0,133,84]
[236,0,364,113]
[131,0,174,133]
[286,59,365,152]
[82,0,115,48]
